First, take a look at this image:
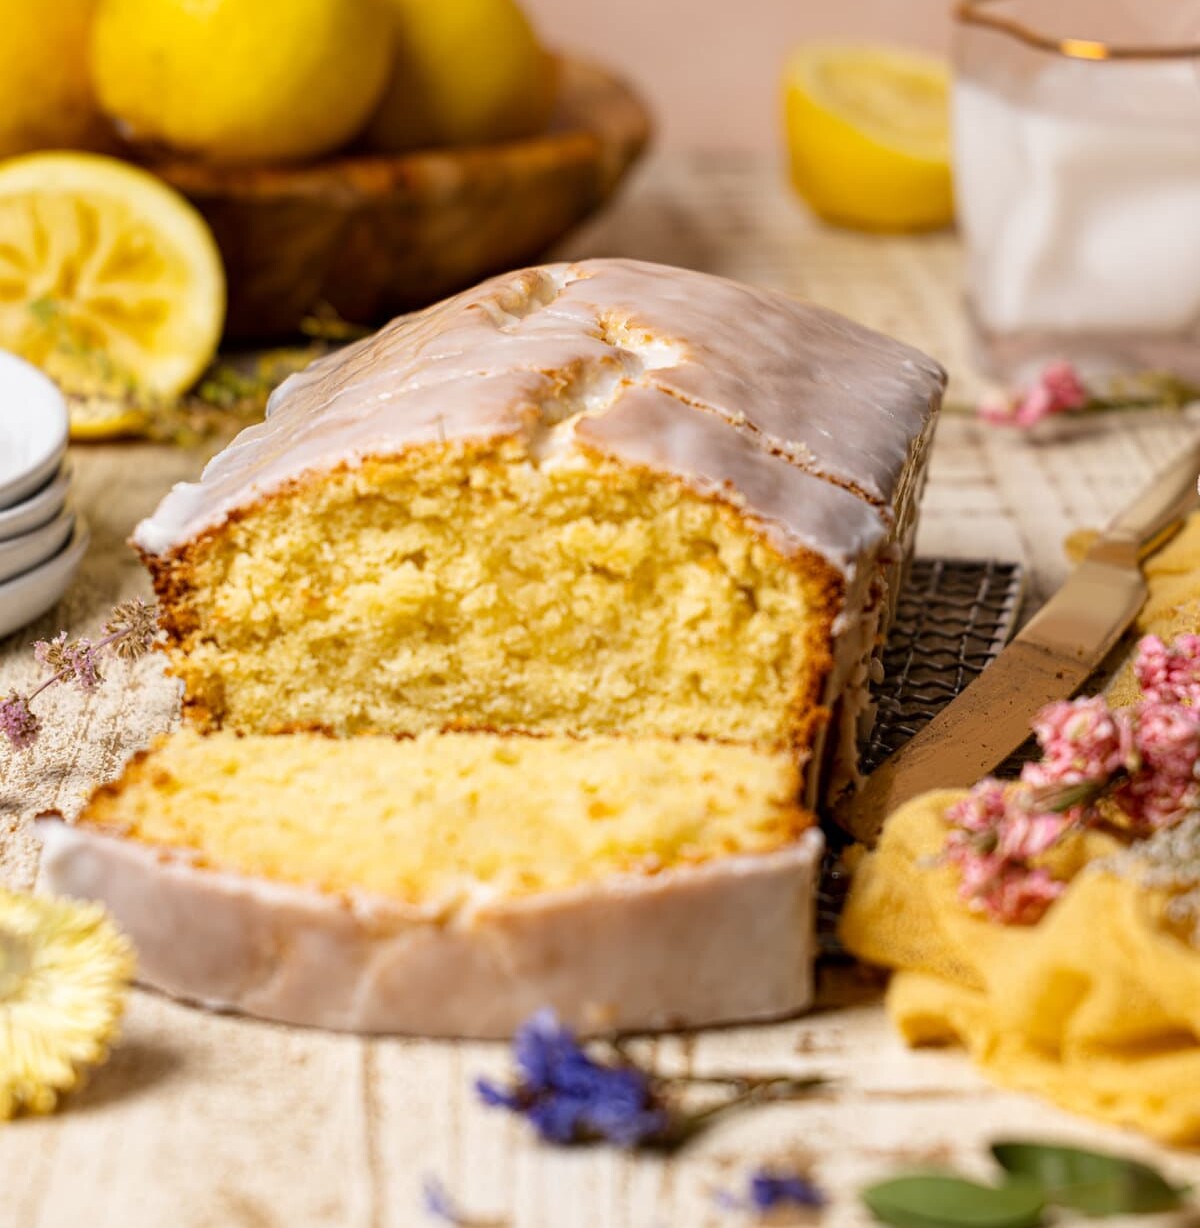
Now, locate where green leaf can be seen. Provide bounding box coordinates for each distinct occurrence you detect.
[991,1140,1188,1217]
[862,1174,1045,1228]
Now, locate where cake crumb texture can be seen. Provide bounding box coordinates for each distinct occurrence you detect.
[160,444,836,749]
[81,729,812,905]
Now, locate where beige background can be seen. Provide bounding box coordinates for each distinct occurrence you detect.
[526,0,954,150]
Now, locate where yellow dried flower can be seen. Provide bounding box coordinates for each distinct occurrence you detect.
[0,889,135,1118]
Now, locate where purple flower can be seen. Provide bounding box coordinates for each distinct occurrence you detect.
[33,631,102,691]
[748,1170,825,1212]
[421,1175,504,1227]
[0,694,39,750]
[423,1176,462,1224]
[66,638,102,692]
[476,1010,669,1147]
[716,1167,825,1215]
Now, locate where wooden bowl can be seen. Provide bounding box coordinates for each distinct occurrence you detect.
[148,58,651,341]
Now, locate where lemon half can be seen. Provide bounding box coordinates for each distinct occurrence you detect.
[783,44,953,232]
[0,152,225,415]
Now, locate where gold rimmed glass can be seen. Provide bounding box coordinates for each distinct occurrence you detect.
[952,0,1200,380]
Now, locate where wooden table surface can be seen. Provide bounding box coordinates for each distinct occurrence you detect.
[2,153,1200,1228]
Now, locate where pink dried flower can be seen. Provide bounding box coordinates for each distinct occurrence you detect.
[1135,701,1200,779]
[942,633,1200,926]
[944,841,1064,925]
[977,360,1090,429]
[1135,634,1200,706]
[1037,360,1087,409]
[943,779,1068,923]
[945,778,1009,836]
[982,865,1065,925]
[977,391,1016,425]
[1114,701,1200,832]
[64,639,102,692]
[5,599,160,753]
[0,694,40,751]
[995,808,1069,861]
[1023,697,1135,790]
[33,631,71,674]
[34,632,103,692]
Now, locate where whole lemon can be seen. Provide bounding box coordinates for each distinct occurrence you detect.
[90,0,394,165]
[0,0,110,156]
[365,0,556,151]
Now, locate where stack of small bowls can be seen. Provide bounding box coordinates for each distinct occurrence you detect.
[0,353,89,640]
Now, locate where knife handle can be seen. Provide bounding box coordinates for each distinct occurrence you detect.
[1093,438,1200,565]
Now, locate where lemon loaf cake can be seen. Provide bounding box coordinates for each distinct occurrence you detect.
[37,730,824,1036]
[134,259,945,802]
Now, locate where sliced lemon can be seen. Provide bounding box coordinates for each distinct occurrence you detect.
[0,152,225,425]
[783,44,953,232]
[66,396,151,440]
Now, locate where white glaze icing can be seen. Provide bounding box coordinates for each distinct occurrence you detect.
[133,259,945,561]
[36,817,822,1037]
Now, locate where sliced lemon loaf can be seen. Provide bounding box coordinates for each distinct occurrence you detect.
[37,730,823,1036]
[134,258,944,802]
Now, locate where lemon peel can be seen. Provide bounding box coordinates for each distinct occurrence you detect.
[783,43,953,233]
[90,0,393,165]
[0,152,225,412]
[0,888,135,1118]
[0,0,109,158]
[365,0,556,151]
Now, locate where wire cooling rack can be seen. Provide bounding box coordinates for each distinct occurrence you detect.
[860,557,1026,776]
[818,556,1025,951]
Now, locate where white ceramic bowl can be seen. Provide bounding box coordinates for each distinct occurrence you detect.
[0,352,69,510]
[0,516,90,641]
[0,505,75,585]
[0,460,72,542]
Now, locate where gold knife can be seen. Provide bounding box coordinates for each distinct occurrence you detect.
[841,438,1200,846]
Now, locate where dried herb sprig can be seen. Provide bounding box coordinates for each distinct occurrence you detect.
[975,361,1200,430]
[476,1009,827,1152]
[0,598,159,752]
[29,294,358,446]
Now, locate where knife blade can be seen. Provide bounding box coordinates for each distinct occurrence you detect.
[840,438,1200,846]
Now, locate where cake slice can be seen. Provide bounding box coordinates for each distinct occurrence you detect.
[133,258,944,805]
[37,730,824,1036]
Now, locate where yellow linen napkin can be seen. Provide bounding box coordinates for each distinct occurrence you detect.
[840,794,1200,1145]
[841,513,1200,1145]
[1069,509,1200,707]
